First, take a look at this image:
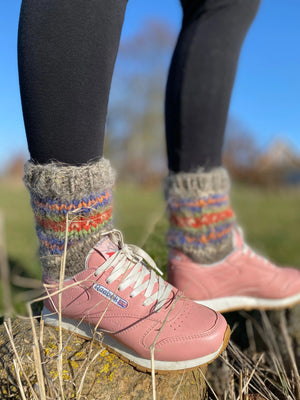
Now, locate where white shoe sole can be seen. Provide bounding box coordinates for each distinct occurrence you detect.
[195,292,300,313]
[42,307,230,372]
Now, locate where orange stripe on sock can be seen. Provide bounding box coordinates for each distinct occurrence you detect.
[33,191,112,212]
[171,208,234,229]
[185,226,232,245]
[170,194,229,209]
[36,208,113,233]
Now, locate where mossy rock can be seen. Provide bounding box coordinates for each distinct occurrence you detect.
[0,318,207,399]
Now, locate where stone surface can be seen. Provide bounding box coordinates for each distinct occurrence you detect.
[0,318,207,400]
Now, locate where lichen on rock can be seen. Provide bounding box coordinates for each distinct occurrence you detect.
[0,318,207,400]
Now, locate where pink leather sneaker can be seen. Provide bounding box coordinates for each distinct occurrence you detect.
[42,230,230,372]
[168,227,300,312]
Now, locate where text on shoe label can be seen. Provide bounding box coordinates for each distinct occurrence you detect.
[93,283,128,308]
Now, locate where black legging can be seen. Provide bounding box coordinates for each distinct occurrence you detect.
[18,0,260,171]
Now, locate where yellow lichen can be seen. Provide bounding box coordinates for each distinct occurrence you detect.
[68,360,79,369]
[49,370,58,379]
[100,349,109,357]
[74,351,85,358]
[100,363,110,374]
[62,370,70,380]
[108,371,114,382]
[47,342,57,350]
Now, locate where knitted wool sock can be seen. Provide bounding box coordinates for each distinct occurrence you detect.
[24,158,116,280]
[164,168,235,264]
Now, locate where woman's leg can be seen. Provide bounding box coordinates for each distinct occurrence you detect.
[165,0,260,173]
[18,0,229,370]
[165,0,300,314]
[18,0,126,165]
[165,0,260,263]
[19,0,127,279]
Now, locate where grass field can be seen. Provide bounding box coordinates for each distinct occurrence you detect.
[1,178,300,313]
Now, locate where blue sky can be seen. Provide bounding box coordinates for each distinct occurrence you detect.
[0,0,299,172]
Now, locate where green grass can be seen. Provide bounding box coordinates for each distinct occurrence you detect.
[1,178,300,313]
[231,183,300,267]
[0,180,40,279]
[114,182,165,246]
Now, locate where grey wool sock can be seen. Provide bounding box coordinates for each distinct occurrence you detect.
[24,158,116,280]
[164,167,236,264]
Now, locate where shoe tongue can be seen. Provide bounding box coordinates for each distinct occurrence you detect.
[85,236,119,269]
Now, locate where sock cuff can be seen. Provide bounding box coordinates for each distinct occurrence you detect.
[165,168,234,263]
[24,158,116,202]
[164,167,230,199]
[24,158,115,280]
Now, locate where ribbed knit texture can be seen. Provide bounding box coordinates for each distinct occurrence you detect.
[164,168,235,264]
[24,159,116,280]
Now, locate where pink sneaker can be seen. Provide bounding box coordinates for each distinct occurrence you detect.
[168,227,300,312]
[42,230,230,372]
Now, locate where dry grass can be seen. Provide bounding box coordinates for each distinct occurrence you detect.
[206,310,300,400]
[2,289,299,398]
[0,208,300,399]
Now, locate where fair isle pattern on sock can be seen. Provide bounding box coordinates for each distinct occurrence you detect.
[32,190,113,255]
[164,168,235,264]
[24,159,116,280]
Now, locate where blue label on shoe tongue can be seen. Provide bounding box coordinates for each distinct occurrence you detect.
[93,283,128,308]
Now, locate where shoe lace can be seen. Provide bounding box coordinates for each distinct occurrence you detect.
[242,244,270,264]
[238,227,270,265]
[94,229,173,311]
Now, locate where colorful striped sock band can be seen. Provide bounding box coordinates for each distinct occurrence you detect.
[164,168,235,264]
[32,190,113,255]
[24,159,116,280]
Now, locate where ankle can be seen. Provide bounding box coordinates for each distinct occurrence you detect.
[24,158,116,280]
[164,167,235,263]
